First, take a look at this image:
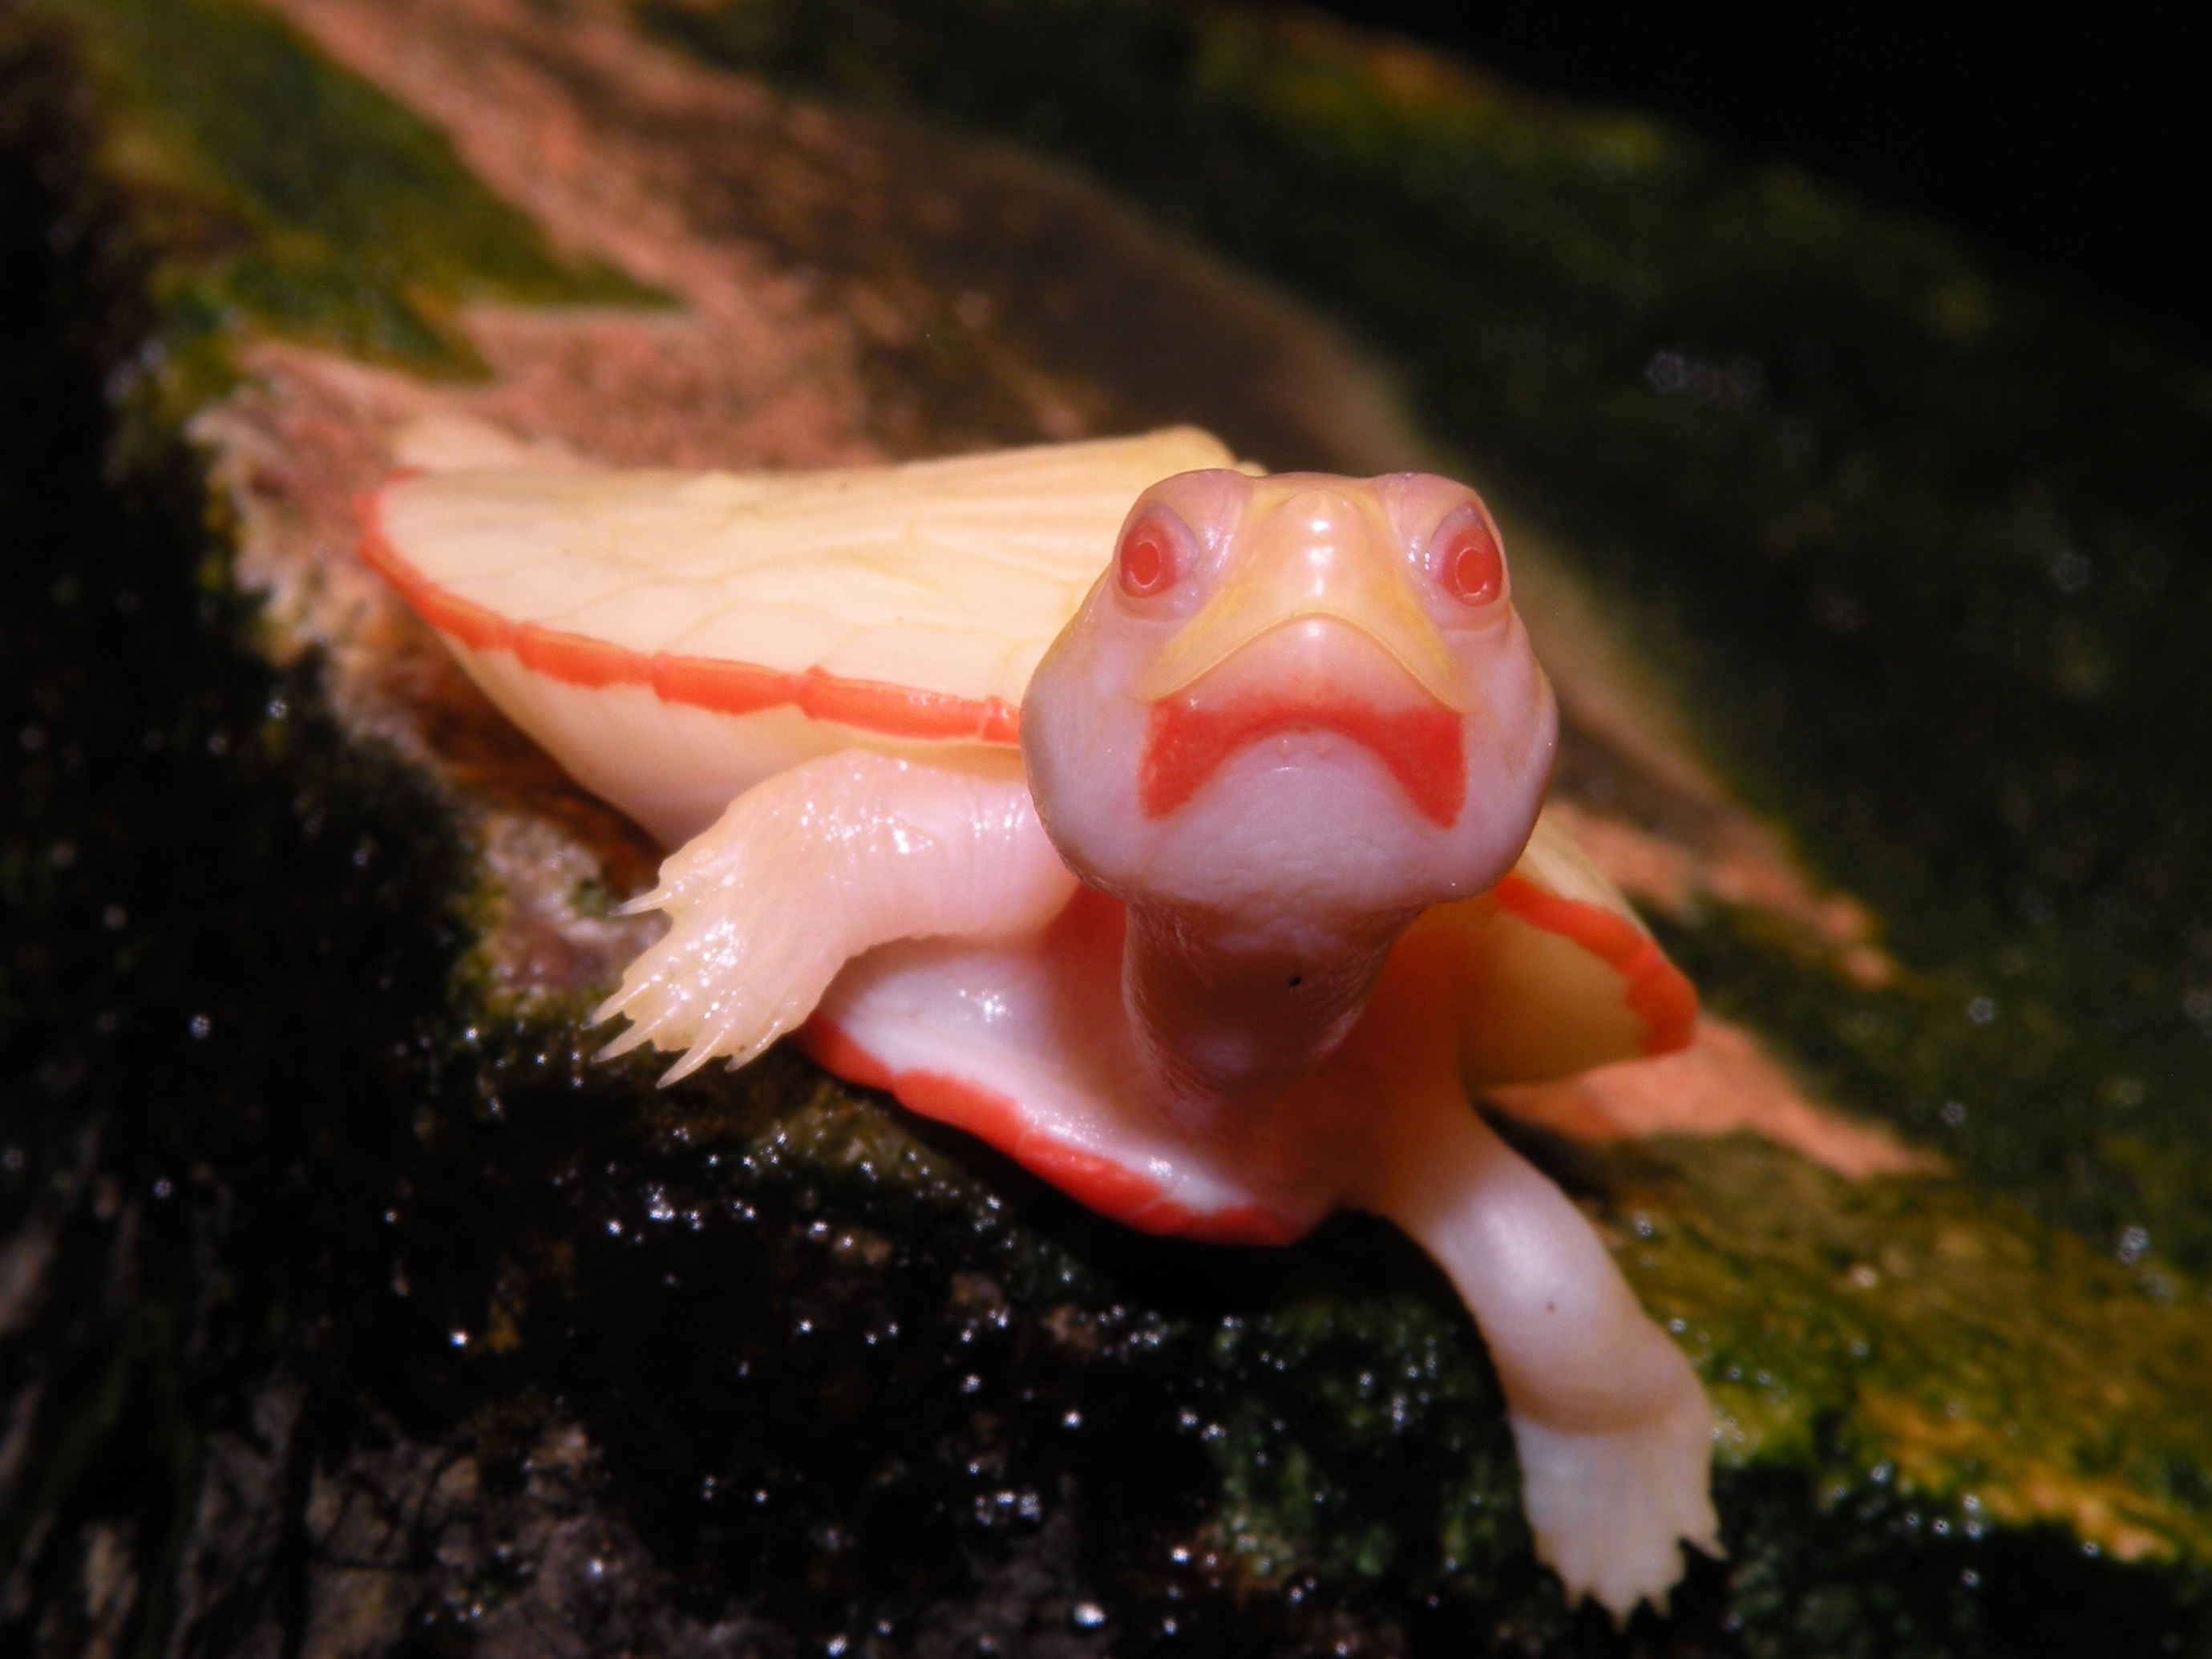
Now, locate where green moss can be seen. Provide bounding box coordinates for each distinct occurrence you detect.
[628,3,2212,1640]
[1591,1135,2212,1559]
[21,1,2212,1647]
[51,0,658,388]
[1206,1288,1526,1588]
[645,0,2212,1283]
[1658,902,2212,1280]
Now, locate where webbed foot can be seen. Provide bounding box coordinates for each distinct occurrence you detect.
[1510,1377,1720,1623]
[1357,1083,1720,1622]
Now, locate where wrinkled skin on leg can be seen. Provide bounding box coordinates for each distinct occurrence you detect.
[595,750,1075,1081]
[1324,966,1720,1616]
[1369,1098,1718,1616]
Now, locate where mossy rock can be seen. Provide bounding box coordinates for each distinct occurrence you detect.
[6,3,2212,1656]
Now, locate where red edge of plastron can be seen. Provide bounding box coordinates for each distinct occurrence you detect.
[798,1018,1304,1247]
[1492,874,1699,1056]
[354,482,1023,747]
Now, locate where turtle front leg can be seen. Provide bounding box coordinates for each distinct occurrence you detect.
[596,751,1078,1082]
[1358,1086,1719,1621]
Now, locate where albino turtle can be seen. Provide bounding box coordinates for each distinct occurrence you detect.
[363,426,1718,1617]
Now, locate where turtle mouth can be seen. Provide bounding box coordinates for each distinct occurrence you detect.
[1135,617,1466,827]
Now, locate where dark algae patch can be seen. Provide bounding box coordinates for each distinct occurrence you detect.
[0,29,1305,1656]
[649,0,2212,1278]
[42,0,655,384]
[12,0,2212,1654]
[3,22,1658,1654]
[646,0,2212,1624]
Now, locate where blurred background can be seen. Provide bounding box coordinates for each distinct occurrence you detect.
[1304,0,2206,358]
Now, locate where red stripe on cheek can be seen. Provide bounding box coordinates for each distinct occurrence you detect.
[1138,698,1466,826]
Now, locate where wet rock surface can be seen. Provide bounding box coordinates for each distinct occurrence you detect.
[6,2,2212,1656]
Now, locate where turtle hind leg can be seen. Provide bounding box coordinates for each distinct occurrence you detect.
[1350,1072,1718,1621]
[595,750,1078,1082]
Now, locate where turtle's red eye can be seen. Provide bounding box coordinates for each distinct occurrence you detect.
[1430,508,1504,608]
[1116,513,1182,598]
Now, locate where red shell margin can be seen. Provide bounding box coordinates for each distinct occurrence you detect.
[1490,873,1699,1056]
[358,488,1023,747]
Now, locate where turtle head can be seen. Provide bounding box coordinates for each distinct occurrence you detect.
[1024,466,1558,949]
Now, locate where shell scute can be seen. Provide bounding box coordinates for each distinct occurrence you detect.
[367,429,1240,813]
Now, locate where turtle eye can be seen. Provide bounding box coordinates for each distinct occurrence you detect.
[1428,506,1504,609]
[1116,511,1184,598]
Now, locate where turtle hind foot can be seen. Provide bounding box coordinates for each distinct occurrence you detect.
[1508,1388,1721,1625]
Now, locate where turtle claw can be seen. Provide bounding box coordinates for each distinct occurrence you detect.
[1509,1382,1721,1625]
[589,783,852,1078]
[588,751,1074,1082]
[592,897,845,1081]
[612,888,670,919]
